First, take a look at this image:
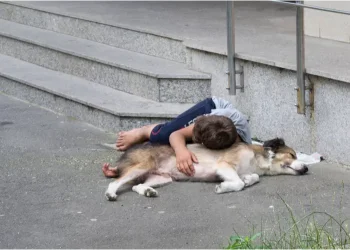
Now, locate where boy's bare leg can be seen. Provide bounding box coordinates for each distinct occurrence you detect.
[116,124,158,151]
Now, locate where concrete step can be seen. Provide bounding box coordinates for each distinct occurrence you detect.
[0,2,187,64]
[0,19,211,104]
[0,54,194,132]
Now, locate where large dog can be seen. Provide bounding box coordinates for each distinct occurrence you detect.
[104,138,308,201]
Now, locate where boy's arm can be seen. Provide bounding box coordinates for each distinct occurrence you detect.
[169,124,194,151]
[169,124,198,176]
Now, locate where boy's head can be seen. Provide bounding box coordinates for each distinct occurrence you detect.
[192,115,237,150]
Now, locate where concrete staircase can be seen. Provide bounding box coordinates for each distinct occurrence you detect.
[0,3,212,132]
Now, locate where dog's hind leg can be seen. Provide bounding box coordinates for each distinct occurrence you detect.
[132,175,172,197]
[105,164,149,201]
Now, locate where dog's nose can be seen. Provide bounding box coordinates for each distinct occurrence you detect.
[300,165,308,175]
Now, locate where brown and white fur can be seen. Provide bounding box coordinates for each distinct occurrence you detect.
[104,138,308,201]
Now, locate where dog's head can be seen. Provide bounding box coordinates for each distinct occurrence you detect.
[262,138,308,176]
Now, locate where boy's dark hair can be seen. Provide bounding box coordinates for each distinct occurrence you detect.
[192,115,237,150]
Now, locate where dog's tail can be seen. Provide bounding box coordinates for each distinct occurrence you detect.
[102,163,119,178]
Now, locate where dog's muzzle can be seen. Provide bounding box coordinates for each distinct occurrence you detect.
[296,165,308,175]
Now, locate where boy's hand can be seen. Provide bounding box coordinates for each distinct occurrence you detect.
[176,148,198,176]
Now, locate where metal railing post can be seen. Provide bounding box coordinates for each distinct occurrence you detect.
[296,0,306,114]
[226,0,236,95]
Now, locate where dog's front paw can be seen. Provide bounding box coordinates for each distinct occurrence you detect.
[105,191,118,201]
[144,188,158,197]
[242,174,259,187]
[215,181,245,193]
[215,184,224,194]
[242,175,253,186]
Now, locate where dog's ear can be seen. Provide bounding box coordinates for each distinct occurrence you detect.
[263,138,285,152]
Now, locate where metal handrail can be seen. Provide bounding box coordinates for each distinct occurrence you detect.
[226,0,350,114]
[272,0,350,16]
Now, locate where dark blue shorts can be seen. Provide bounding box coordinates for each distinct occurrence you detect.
[149,98,216,144]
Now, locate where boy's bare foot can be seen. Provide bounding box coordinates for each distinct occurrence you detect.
[102,163,119,178]
[116,124,157,151]
[116,128,145,151]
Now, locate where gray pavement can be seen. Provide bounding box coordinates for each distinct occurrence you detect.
[1,93,350,249]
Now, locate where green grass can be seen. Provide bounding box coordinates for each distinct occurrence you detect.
[225,194,350,249]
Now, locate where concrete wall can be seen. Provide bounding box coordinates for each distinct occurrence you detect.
[305,1,350,43]
[188,47,350,165]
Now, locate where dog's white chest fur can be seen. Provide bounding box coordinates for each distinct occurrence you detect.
[155,158,217,182]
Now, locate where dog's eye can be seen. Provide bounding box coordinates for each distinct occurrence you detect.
[289,153,297,159]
